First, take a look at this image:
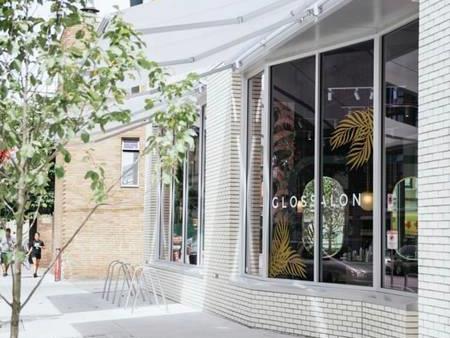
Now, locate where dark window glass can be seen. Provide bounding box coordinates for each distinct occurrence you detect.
[159,183,171,260]
[172,166,184,262]
[186,130,200,265]
[199,107,206,262]
[269,56,315,281]
[383,21,418,292]
[130,0,143,7]
[165,109,206,265]
[321,41,374,286]
[245,73,264,276]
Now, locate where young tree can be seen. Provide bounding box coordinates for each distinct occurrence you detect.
[0,1,198,337]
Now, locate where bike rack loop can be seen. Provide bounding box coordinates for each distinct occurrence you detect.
[104,260,123,301]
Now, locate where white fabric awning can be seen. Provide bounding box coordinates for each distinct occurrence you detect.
[92,0,353,140]
[120,0,322,81]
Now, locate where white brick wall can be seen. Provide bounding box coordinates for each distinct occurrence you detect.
[143,68,419,338]
[201,69,242,278]
[418,1,450,337]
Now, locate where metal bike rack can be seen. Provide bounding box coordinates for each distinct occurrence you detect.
[125,266,146,311]
[125,266,168,313]
[103,261,167,312]
[117,263,137,307]
[112,263,132,305]
[102,260,122,300]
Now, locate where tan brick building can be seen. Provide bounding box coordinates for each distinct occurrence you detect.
[53,127,146,279]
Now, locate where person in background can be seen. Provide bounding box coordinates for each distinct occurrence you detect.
[27,232,44,278]
[0,224,5,241]
[1,228,15,277]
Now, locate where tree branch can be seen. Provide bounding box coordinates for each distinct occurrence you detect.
[0,292,12,308]
[1,198,15,215]
[27,195,42,233]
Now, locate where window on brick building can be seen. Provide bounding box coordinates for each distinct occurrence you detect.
[269,55,316,281]
[321,41,374,286]
[159,106,206,265]
[244,20,418,293]
[130,0,143,7]
[121,138,139,187]
[382,20,418,293]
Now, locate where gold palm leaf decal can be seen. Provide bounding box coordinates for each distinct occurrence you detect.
[329,109,373,170]
[269,215,306,278]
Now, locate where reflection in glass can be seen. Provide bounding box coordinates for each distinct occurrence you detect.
[321,177,345,257]
[121,151,139,186]
[321,41,374,286]
[302,178,345,258]
[383,21,418,292]
[159,183,171,260]
[121,139,139,186]
[186,131,200,265]
[172,166,184,262]
[245,73,264,276]
[269,56,315,280]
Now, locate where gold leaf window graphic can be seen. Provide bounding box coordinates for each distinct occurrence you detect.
[269,214,307,279]
[329,108,373,170]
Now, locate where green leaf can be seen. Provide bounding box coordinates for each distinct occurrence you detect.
[81,131,90,143]
[55,165,65,178]
[145,98,154,110]
[75,29,85,39]
[21,144,35,158]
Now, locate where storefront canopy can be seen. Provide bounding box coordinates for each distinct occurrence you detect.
[121,0,327,81]
[93,0,350,139]
[94,0,418,140]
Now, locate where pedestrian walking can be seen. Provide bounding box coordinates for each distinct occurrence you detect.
[27,232,45,278]
[1,228,15,277]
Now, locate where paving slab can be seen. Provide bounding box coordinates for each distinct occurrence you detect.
[0,274,297,338]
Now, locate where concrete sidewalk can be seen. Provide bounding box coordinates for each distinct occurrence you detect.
[0,272,293,338]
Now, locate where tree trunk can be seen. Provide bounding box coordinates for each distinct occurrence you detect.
[10,268,21,338]
[10,174,26,338]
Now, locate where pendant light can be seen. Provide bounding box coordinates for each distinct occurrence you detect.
[360,162,373,211]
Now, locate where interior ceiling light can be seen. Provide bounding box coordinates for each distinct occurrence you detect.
[354,88,360,101]
[369,89,373,101]
[360,191,373,212]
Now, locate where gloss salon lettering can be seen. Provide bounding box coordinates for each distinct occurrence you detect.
[271,193,364,209]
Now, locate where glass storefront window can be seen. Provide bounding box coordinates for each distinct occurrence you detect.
[186,129,200,265]
[244,21,418,293]
[158,108,206,265]
[245,73,264,276]
[172,165,184,262]
[321,40,374,286]
[159,183,171,260]
[383,21,418,293]
[269,56,315,281]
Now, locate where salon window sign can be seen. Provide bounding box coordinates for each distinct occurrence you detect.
[387,230,398,250]
[387,193,393,212]
[271,193,365,209]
